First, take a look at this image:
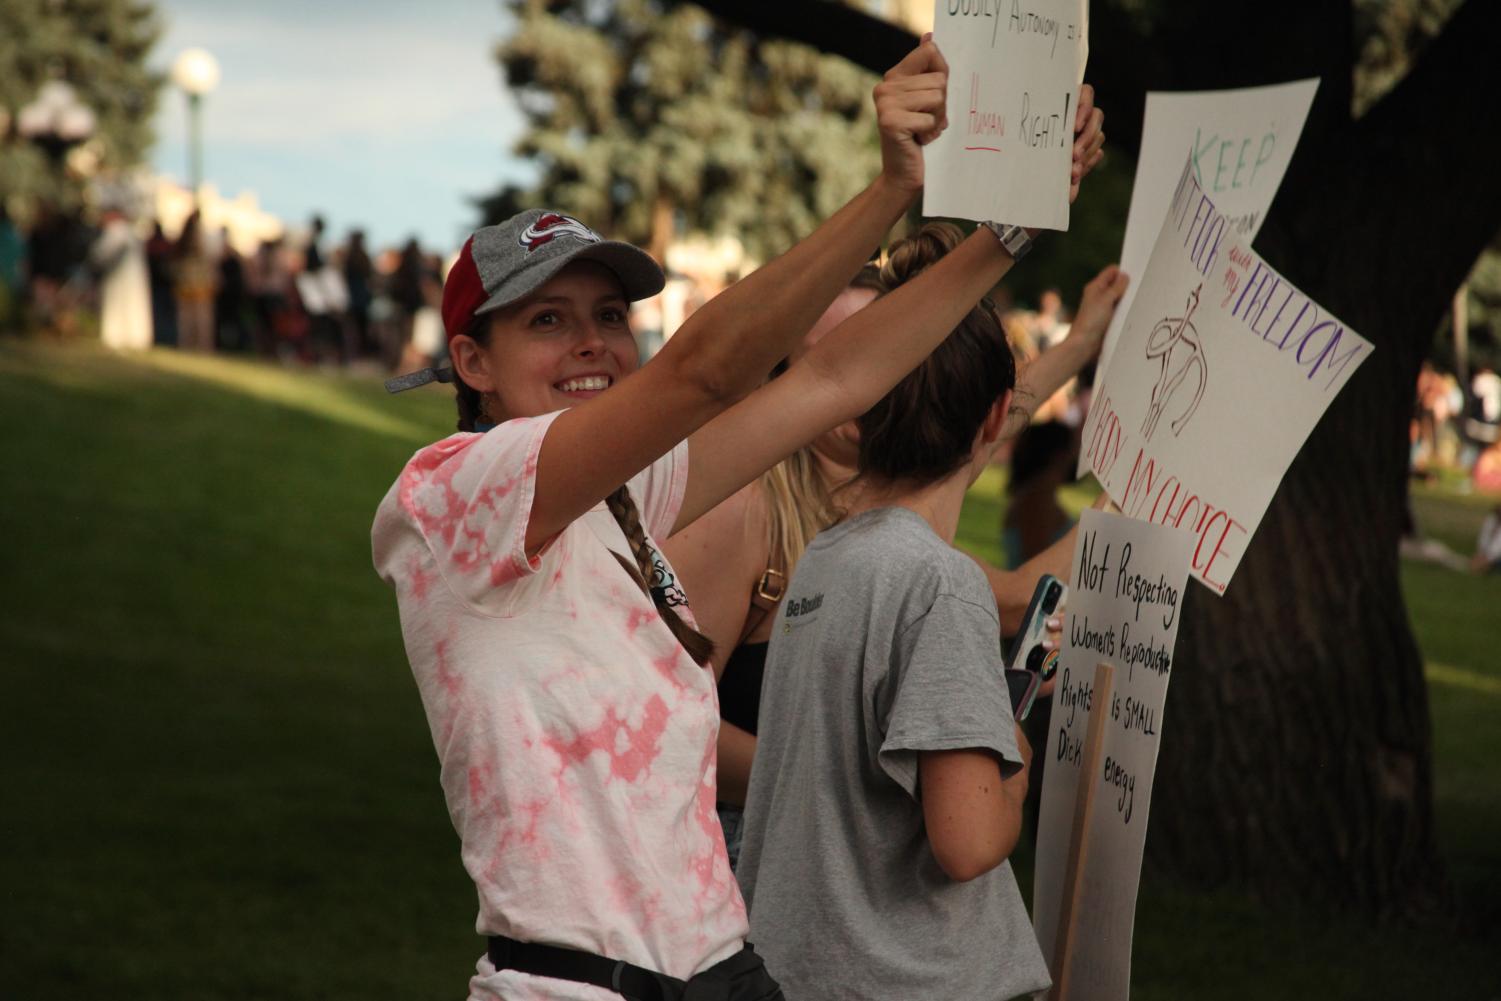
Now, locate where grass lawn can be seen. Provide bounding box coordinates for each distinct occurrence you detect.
[3,339,1498,999]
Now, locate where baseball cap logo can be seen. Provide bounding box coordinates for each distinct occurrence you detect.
[518,212,601,253]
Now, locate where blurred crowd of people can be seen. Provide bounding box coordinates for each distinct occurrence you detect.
[1001,286,1091,425]
[1403,359,1501,575]
[0,203,450,375]
[1412,359,1501,492]
[2,201,742,380]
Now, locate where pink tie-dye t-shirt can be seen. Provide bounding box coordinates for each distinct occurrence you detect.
[372,412,748,1001]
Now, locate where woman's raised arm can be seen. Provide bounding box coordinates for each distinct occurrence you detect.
[522,40,950,552]
[1001,263,1128,440]
[673,84,1107,533]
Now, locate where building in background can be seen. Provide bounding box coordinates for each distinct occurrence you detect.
[632,233,755,357]
[874,0,932,32]
[151,178,282,255]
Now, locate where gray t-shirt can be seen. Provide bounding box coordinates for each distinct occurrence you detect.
[737,507,1051,1001]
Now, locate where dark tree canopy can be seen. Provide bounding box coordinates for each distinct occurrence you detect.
[1349,0,1501,363]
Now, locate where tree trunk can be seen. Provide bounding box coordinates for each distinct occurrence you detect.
[649,193,675,268]
[1453,286,1469,389]
[1149,0,1500,916]
[686,0,1501,914]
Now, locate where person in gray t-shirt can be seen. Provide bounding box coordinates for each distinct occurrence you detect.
[737,221,1099,1001]
[737,508,1049,1001]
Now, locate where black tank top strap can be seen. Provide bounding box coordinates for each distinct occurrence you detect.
[718,641,769,736]
[721,547,787,736]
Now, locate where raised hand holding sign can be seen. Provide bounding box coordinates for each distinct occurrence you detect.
[875,34,951,194]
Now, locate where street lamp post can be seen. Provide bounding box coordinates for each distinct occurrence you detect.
[171,48,220,204]
[16,80,97,162]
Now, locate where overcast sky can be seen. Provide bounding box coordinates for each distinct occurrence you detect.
[148,0,533,253]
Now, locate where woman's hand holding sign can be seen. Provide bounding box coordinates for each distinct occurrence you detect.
[1067,263,1131,358]
[1071,83,1106,202]
[877,34,1104,205]
[875,33,951,194]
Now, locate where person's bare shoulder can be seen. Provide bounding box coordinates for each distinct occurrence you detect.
[670,478,769,554]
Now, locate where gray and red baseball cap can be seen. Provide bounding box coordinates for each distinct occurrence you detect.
[386,209,664,394]
[442,209,664,341]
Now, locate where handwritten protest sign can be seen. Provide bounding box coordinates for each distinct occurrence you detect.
[1079,157,1372,593]
[1032,508,1193,1000]
[923,0,1089,231]
[1092,79,1319,389]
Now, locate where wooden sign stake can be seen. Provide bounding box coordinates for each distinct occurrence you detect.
[1048,661,1116,1001]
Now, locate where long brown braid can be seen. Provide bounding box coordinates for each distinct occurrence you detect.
[605,486,715,666]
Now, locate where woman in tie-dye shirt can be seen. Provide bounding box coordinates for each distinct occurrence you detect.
[374,36,1106,1001]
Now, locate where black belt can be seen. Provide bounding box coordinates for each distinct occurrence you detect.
[487,936,770,1001]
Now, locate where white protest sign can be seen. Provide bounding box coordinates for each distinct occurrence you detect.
[1092,79,1319,388]
[1079,158,1372,594]
[924,0,1089,231]
[1032,508,1193,1001]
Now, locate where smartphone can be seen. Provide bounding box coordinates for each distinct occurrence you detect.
[1007,668,1042,721]
[1006,574,1067,678]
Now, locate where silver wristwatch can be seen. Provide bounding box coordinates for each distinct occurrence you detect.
[982,221,1032,262]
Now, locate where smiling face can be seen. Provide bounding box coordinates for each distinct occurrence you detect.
[449,261,638,422]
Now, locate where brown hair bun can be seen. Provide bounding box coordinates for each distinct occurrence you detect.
[855,222,1016,486]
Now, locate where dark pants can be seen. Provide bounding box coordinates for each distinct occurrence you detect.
[150,281,176,346]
